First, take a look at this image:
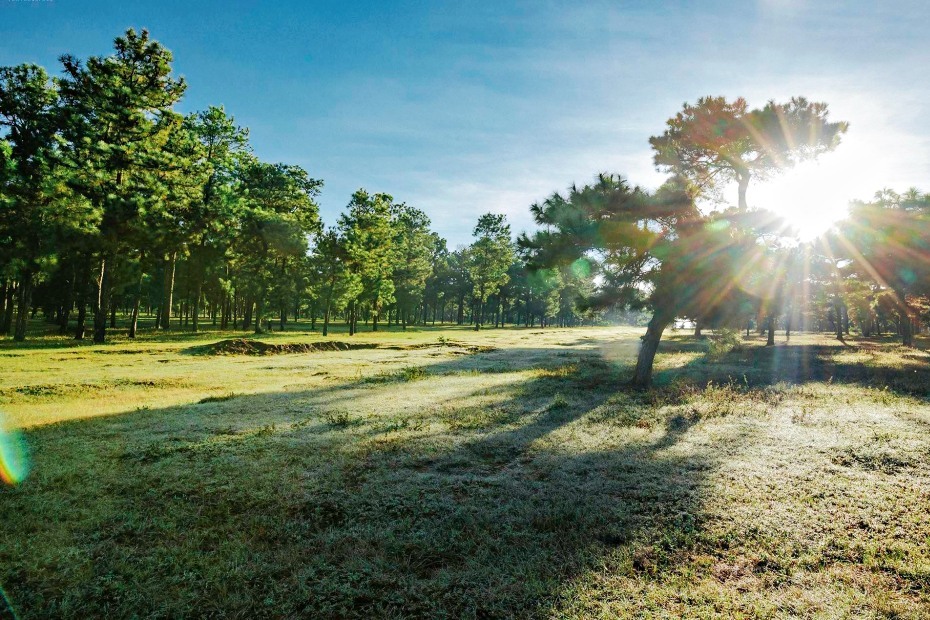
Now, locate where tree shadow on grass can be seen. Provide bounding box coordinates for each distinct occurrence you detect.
[5,334,927,617]
[655,337,930,396]
[0,343,733,619]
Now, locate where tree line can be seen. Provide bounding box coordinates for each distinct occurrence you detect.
[3,31,929,387]
[0,29,596,344]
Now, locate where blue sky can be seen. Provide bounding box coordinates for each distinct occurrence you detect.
[2,0,929,245]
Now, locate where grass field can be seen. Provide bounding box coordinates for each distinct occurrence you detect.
[1,323,930,618]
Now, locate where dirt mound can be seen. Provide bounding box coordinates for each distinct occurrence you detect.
[381,341,497,353]
[195,339,378,356]
[190,338,498,357]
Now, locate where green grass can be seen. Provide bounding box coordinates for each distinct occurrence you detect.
[1,324,930,618]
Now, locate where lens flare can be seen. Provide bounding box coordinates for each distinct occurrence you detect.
[570,257,592,278]
[0,414,29,485]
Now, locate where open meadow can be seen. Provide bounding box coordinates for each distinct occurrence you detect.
[4,4,930,618]
[2,324,930,618]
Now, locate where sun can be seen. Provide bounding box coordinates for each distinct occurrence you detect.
[753,155,856,241]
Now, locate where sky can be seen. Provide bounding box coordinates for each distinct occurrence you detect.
[2,0,929,245]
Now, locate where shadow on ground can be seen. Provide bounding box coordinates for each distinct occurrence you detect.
[0,342,727,618]
[2,333,928,617]
[655,336,930,396]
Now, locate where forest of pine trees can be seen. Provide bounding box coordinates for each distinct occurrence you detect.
[0,29,598,344]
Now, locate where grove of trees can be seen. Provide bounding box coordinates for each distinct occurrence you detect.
[0,29,597,345]
[2,30,929,387]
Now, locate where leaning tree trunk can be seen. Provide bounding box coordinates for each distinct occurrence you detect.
[632,310,673,388]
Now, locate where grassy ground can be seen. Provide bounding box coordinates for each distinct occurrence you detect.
[1,322,930,618]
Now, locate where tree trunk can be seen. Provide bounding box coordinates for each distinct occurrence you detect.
[160,252,176,330]
[128,264,144,339]
[633,310,672,388]
[766,315,775,346]
[737,174,749,211]
[322,298,331,337]
[93,256,112,344]
[834,302,844,341]
[254,296,264,334]
[0,280,6,331]
[1,281,14,335]
[221,294,229,330]
[242,298,252,332]
[192,277,203,332]
[13,269,34,342]
[73,262,89,340]
[59,264,75,335]
[900,307,914,347]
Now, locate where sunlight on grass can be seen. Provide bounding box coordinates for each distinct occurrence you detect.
[1,326,930,616]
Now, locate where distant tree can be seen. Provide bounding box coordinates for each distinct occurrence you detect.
[445,248,473,325]
[422,234,450,324]
[650,96,847,211]
[311,227,360,336]
[57,28,186,343]
[389,203,433,329]
[339,190,395,334]
[834,189,930,346]
[466,213,514,331]
[139,116,207,336]
[0,64,75,340]
[235,159,321,333]
[526,267,562,327]
[184,106,250,332]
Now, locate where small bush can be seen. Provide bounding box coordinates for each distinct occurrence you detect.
[198,393,238,404]
[400,366,427,381]
[323,409,351,427]
[707,328,742,360]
